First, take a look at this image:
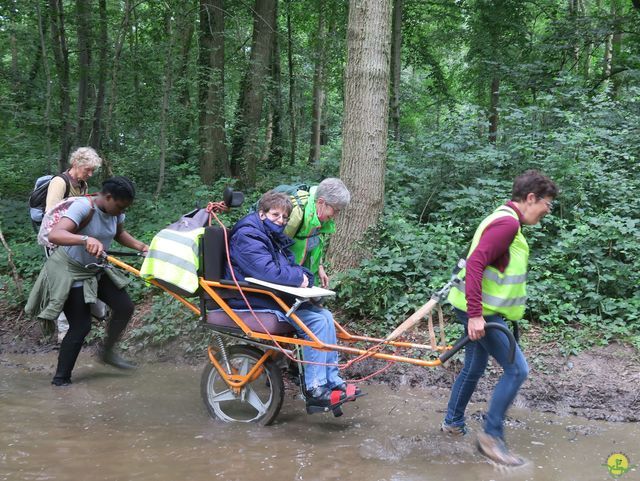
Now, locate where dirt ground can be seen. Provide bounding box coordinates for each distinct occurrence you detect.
[2,301,639,423]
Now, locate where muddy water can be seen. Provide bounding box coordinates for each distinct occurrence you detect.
[1,352,638,481]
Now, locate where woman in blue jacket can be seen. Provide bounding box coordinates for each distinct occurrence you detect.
[225,190,355,410]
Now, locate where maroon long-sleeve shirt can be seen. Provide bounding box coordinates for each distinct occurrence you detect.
[465,201,523,318]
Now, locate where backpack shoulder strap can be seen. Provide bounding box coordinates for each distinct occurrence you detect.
[59,172,72,198]
[76,195,96,232]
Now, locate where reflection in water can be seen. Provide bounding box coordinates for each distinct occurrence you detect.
[1,352,638,481]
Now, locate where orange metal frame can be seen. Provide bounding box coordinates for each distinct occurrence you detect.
[107,255,451,391]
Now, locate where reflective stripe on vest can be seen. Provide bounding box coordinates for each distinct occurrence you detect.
[447,206,529,320]
[139,227,204,294]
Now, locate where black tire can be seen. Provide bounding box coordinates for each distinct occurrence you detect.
[200,344,284,426]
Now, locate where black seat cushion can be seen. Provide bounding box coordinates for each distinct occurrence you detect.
[206,310,295,334]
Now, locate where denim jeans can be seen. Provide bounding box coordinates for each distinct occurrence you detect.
[444,309,529,440]
[291,305,344,390]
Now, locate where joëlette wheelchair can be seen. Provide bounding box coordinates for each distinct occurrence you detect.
[107,193,516,426]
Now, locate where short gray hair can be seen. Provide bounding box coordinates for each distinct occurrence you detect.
[316,178,350,210]
[69,147,103,169]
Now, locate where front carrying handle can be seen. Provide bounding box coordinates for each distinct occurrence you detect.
[438,322,517,365]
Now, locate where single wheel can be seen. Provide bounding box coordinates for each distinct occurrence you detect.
[200,344,284,425]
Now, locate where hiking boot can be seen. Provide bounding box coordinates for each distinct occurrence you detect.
[476,431,525,466]
[99,349,137,370]
[440,422,468,437]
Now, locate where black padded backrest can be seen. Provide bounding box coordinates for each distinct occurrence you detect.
[201,226,226,281]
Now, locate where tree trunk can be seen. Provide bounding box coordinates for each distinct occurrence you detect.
[229,0,277,186]
[199,0,229,184]
[268,1,284,168]
[156,12,175,199]
[286,0,297,165]
[102,0,133,177]
[76,0,92,145]
[175,2,196,163]
[308,0,326,165]
[610,0,623,97]
[49,0,72,171]
[390,0,403,142]
[36,0,53,170]
[328,0,392,272]
[488,75,500,143]
[90,0,107,150]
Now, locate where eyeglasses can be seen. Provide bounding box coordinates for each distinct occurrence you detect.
[538,198,554,211]
[266,211,289,223]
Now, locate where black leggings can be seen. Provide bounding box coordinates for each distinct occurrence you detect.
[53,275,134,381]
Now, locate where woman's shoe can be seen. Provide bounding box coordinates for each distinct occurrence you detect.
[331,382,362,397]
[51,377,72,386]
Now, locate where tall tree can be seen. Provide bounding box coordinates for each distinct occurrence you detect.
[390,0,403,141]
[156,8,176,199]
[75,0,92,145]
[89,0,107,150]
[286,0,297,165]
[308,0,326,164]
[102,0,133,177]
[229,0,277,186]
[328,0,392,271]
[49,0,72,170]
[268,1,284,168]
[199,0,229,184]
[36,0,53,169]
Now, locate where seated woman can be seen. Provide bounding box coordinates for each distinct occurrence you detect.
[225,190,359,410]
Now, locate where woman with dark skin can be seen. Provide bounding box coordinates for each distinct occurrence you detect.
[26,176,148,386]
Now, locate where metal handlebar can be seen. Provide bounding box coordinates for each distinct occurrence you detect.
[438,322,517,364]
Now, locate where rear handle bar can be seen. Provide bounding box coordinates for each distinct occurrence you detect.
[438,322,516,365]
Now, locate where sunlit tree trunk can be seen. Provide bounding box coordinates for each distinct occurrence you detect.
[49,0,72,170]
[76,0,91,145]
[229,0,277,186]
[199,0,229,184]
[286,0,297,165]
[328,0,392,271]
[390,0,403,141]
[488,75,500,143]
[308,0,326,165]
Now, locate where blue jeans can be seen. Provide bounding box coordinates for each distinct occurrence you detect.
[444,309,529,440]
[290,305,344,390]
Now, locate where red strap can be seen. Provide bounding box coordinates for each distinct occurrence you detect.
[330,389,342,405]
[346,384,357,397]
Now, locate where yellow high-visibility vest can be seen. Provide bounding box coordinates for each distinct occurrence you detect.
[139,227,204,294]
[448,206,529,320]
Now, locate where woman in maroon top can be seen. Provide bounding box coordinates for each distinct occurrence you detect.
[441,170,558,466]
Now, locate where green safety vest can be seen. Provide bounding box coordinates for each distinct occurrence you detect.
[284,186,335,276]
[139,227,204,294]
[448,206,529,320]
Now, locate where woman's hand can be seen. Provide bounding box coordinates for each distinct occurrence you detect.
[467,316,486,341]
[300,274,309,288]
[318,265,329,288]
[84,237,104,257]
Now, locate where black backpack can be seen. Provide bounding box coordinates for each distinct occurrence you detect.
[28,172,72,223]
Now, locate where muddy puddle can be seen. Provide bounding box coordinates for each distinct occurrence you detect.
[1,351,638,481]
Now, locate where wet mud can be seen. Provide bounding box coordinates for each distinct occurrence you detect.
[1,353,639,481]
